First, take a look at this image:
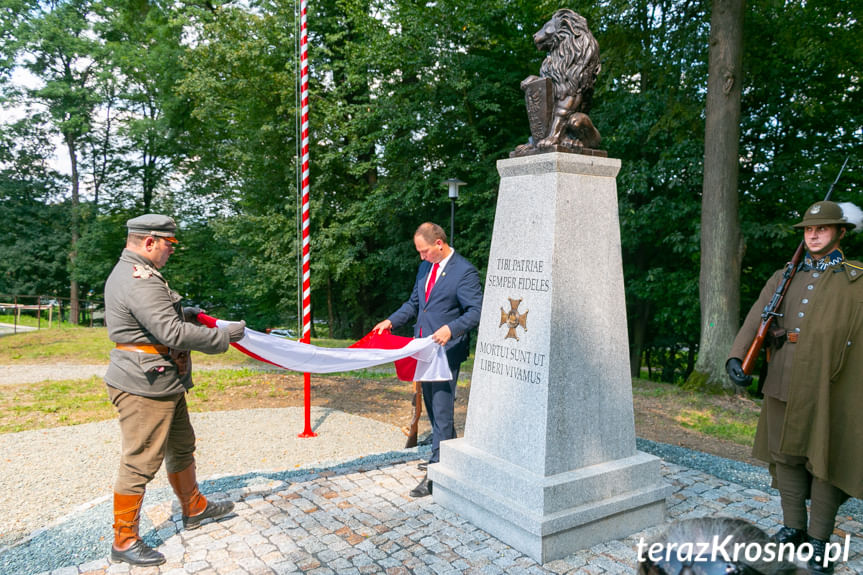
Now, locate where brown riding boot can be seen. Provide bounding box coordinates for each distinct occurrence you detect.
[167,462,234,530]
[110,492,165,566]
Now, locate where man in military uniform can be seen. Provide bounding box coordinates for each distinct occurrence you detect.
[104,214,246,566]
[727,201,863,574]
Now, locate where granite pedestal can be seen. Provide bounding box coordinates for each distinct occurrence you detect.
[429,153,669,563]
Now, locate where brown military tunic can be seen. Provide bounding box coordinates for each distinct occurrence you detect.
[729,253,863,498]
[104,249,230,397]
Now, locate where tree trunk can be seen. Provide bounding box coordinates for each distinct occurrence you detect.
[629,299,650,378]
[327,275,334,339]
[67,133,81,325]
[687,0,746,393]
[645,348,653,381]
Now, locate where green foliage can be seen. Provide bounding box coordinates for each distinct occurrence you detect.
[0,119,71,296]
[596,0,710,378]
[71,208,130,295]
[737,0,863,315]
[1,0,860,375]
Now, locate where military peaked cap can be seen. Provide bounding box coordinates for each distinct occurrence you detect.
[126,214,179,242]
[793,201,856,230]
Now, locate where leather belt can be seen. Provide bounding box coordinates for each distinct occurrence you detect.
[116,343,171,354]
[787,332,799,344]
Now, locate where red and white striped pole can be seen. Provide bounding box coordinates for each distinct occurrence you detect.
[298,0,316,438]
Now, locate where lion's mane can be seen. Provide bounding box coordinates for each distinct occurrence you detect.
[538,9,600,113]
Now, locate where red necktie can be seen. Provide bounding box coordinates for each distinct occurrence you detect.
[425,262,440,301]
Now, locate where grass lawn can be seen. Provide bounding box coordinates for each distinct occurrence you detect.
[0,329,758,452]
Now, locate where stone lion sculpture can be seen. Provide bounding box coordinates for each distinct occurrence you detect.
[512,9,602,157]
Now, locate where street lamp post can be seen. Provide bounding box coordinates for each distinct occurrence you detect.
[443,178,466,247]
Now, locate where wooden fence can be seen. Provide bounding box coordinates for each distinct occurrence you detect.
[0,294,104,333]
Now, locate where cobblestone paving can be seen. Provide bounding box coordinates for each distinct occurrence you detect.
[43,460,863,575]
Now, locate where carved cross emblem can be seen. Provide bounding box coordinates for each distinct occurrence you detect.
[499,298,528,341]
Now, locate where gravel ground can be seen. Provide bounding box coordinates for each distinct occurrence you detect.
[637,437,863,519]
[4,435,859,575]
[0,363,107,385]
[1,363,860,574]
[0,362,257,386]
[0,406,415,549]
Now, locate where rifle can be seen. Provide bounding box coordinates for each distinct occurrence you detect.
[401,380,423,448]
[741,156,850,374]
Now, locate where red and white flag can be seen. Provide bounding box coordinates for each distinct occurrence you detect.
[197,313,451,382]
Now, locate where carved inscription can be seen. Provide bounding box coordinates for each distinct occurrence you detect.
[476,341,546,385]
[477,256,551,385]
[485,258,550,293]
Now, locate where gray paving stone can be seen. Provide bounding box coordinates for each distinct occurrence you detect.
[48,458,863,575]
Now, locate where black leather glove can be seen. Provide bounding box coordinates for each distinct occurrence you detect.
[182,306,204,323]
[224,320,246,343]
[725,358,752,387]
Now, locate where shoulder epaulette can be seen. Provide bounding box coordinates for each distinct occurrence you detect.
[132,264,156,279]
[842,260,863,281]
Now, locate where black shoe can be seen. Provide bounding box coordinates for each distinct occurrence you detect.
[409,476,432,498]
[808,537,836,574]
[183,499,235,530]
[771,525,807,546]
[417,462,428,471]
[110,540,166,566]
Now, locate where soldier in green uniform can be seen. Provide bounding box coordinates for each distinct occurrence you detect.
[727,201,863,574]
[104,214,246,566]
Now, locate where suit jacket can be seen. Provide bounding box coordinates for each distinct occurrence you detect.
[388,252,483,368]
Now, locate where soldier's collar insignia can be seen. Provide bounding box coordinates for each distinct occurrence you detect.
[803,248,844,272]
[132,264,155,279]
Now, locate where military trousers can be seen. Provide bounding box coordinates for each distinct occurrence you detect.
[765,395,849,540]
[108,385,197,495]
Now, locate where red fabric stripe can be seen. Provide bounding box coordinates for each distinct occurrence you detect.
[197,313,417,382]
[350,329,417,382]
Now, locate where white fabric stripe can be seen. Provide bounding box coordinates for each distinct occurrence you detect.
[215,320,452,382]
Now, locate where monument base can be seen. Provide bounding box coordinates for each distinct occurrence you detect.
[430,439,669,564]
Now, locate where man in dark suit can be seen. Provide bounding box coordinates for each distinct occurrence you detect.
[374,222,483,497]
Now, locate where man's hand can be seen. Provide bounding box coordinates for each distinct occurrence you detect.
[431,325,452,346]
[373,319,392,334]
[725,358,752,387]
[225,320,246,343]
[183,306,204,323]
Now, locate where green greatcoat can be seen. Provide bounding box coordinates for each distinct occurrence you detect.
[731,258,863,499]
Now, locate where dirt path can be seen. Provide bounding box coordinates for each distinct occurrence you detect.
[0,363,106,385]
[0,363,763,467]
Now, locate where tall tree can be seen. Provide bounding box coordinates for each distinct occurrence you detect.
[0,117,71,297]
[596,0,709,381]
[175,1,302,327]
[5,0,103,322]
[687,0,745,392]
[96,0,188,211]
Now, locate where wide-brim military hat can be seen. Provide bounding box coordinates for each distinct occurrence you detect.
[126,213,179,243]
[793,200,856,230]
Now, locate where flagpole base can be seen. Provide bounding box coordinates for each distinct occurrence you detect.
[298,370,317,438]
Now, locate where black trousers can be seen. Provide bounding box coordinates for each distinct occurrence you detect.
[421,365,460,464]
